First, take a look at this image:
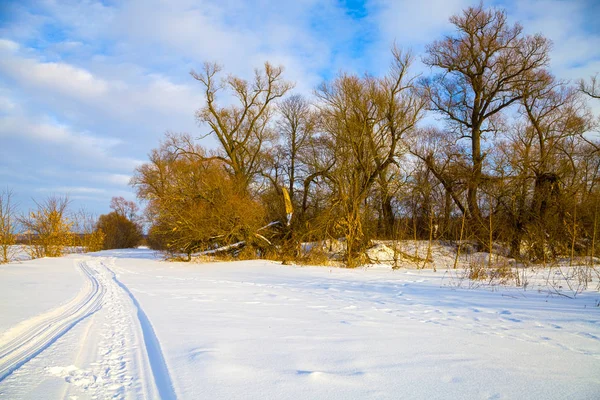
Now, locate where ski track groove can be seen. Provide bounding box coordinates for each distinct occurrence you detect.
[0,261,104,382]
[0,256,177,400]
[111,267,177,400]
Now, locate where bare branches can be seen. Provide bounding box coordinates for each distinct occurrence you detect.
[579,74,600,99]
[276,94,318,202]
[19,195,73,258]
[314,47,424,264]
[0,189,17,263]
[423,3,550,226]
[191,62,293,189]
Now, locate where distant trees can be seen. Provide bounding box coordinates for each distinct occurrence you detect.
[109,196,139,221]
[96,197,142,250]
[96,213,141,250]
[1,193,107,260]
[72,209,105,253]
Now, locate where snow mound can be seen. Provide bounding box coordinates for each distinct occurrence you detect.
[365,244,396,264]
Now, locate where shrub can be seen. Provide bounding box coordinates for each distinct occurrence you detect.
[96,212,142,249]
[20,196,74,258]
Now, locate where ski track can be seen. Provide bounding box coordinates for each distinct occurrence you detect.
[0,256,175,400]
[111,263,177,400]
[0,261,105,382]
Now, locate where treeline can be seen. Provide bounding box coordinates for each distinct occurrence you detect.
[131,4,595,266]
[0,192,143,263]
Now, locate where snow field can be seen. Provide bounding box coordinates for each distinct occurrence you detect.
[0,249,599,399]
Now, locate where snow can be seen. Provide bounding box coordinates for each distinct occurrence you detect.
[365,243,396,264]
[1,249,599,399]
[0,256,84,332]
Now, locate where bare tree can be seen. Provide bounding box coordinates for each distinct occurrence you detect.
[276,94,317,203]
[0,189,17,263]
[409,127,470,225]
[423,4,550,232]
[20,196,73,258]
[191,62,294,190]
[110,196,139,221]
[519,72,592,256]
[316,48,424,266]
[72,208,105,253]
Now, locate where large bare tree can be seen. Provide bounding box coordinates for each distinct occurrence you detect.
[423,4,550,230]
[276,94,317,203]
[520,72,591,223]
[316,48,425,265]
[191,62,293,190]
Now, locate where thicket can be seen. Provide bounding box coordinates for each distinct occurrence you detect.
[19,196,75,258]
[96,212,141,250]
[95,197,143,250]
[0,193,147,262]
[132,4,599,267]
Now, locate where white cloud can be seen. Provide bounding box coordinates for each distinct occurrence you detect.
[503,0,600,80]
[105,174,133,186]
[36,186,106,194]
[0,38,19,52]
[0,112,140,173]
[0,95,16,113]
[0,114,119,150]
[0,55,109,100]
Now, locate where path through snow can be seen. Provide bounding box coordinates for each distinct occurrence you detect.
[0,255,174,399]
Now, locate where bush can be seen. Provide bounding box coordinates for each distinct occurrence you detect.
[0,189,17,263]
[133,141,266,258]
[96,212,142,249]
[20,196,74,258]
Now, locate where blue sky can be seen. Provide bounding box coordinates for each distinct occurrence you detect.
[0,0,599,216]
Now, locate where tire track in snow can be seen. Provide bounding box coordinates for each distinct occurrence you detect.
[0,261,105,382]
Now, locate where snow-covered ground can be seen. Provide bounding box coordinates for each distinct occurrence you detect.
[1,249,599,399]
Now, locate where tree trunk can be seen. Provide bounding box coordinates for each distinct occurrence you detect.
[381,194,395,238]
[443,189,452,238]
[469,127,485,248]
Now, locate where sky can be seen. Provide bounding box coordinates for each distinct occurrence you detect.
[0,0,599,216]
